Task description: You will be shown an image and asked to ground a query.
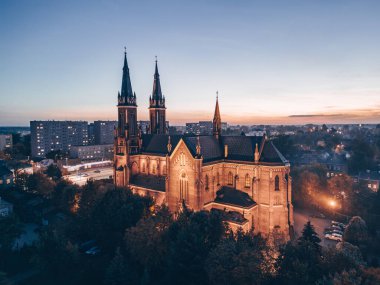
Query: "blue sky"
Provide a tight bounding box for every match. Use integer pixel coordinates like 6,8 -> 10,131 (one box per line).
1,0 -> 380,125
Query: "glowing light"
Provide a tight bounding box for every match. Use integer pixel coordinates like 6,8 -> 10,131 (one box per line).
328,200 -> 337,208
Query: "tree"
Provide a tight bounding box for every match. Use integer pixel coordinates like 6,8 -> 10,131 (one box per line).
298,221 -> 321,253
347,138 -> 376,174
26,173 -> 55,198
164,210 -> 227,285
343,216 -> 369,246
45,164 -> 62,181
291,164 -> 328,209
91,187 -> 153,251
335,242 -> 364,266
276,222 -> 323,284
124,206 -> 172,279
104,248 -> 133,285
53,180 -> 80,213
34,227 -> 81,282
0,215 -> 22,251
206,230 -> 273,285
0,272 -> 10,285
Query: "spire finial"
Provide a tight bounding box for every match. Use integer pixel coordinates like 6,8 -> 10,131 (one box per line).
155,55 -> 157,63
216,90 -> 218,100
124,46 -> 127,55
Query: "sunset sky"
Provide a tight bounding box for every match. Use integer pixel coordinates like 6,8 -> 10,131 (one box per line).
1,0 -> 380,126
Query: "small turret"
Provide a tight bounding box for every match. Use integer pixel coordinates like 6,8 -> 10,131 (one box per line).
254,143 -> 260,163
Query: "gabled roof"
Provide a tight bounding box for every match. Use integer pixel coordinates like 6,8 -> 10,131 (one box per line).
221,136 -> 263,162
259,140 -> 288,164
183,136 -> 223,162
138,134 -> 287,165
141,134 -> 182,155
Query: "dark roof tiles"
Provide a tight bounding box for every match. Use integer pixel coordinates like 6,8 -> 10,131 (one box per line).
214,186 -> 256,208
139,134 -> 287,165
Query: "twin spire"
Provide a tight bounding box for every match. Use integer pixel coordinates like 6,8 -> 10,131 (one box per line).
118,49 -> 136,106
149,57 -> 165,108
118,49 -> 222,138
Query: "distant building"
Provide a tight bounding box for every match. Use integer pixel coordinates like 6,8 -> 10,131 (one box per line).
30,121 -> 89,158
0,134 -> 12,150
0,165 -> 13,188
88,123 -> 95,145
94,120 -> 117,145
70,144 -> 113,161
185,122 -> 200,135
246,130 -> 266,137
0,197 -> 13,217
199,121 -> 213,135
137,121 -> 150,134
186,121 -> 227,135
356,171 -> 380,192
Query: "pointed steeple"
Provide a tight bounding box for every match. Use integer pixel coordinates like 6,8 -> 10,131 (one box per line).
118,48 -> 136,106
213,91 -> 222,139
148,57 -> 167,134
150,57 -> 165,108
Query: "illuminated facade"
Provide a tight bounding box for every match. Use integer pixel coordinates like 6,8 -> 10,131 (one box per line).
114,52 -> 293,240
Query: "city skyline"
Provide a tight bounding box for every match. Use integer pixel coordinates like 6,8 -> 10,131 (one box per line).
1,1 -> 380,126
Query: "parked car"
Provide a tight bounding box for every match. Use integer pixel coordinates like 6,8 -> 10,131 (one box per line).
79,240 -> 96,253
85,246 -> 101,255
325,233 -> 342,242
332,221 -> 346,229
331,224 -> 344,231
332,229 -> 344,235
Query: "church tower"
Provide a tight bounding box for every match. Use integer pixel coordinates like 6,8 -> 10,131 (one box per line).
149,58 -> 166,134
114,49 -> 138,187
213,92 -> 222,139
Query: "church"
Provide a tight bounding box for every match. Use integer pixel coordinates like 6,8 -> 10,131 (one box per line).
114,51 -> 294,240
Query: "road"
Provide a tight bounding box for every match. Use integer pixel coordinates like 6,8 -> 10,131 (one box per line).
294,208 -> 338,248
64,167 -> 113,186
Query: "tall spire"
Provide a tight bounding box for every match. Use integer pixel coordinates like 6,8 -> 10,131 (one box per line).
118,48 -> 136,106
148,57 -> 167,134
150,57 -> 164,106
213,91 -> 222,139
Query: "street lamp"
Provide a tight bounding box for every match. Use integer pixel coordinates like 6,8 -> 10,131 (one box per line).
328,199 -> 337,208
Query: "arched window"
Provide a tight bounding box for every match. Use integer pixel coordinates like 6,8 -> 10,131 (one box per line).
275,175 -> 280,191
152,164 -> 156,174
162,165 -> 166,175
228,172 -> 233,185
180,172 -> 189,202
180,153 -> 185,166
245,174 -> 250,188
205,175 -> 209,190
216,172 -> 220,185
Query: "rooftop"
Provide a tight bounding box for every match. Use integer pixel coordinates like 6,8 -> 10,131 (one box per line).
214,186 -> 256,209
130,174 -> 166,192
